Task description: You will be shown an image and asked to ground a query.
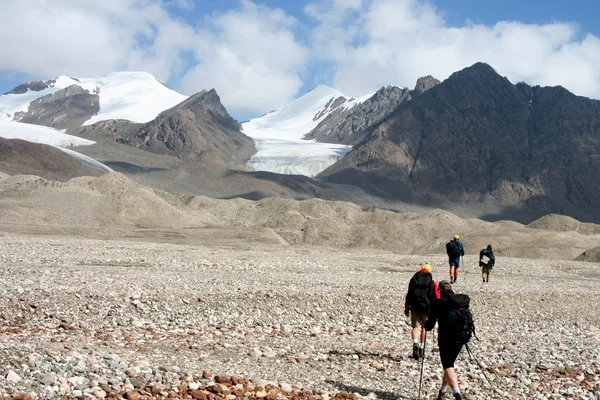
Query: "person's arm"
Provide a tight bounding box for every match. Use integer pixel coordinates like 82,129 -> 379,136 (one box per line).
490,251 -> 496,264
432,280 -> 440,300
404,279 -> 414,316
460,242 -> 465,256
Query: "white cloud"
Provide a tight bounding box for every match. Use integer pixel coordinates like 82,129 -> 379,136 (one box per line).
0,0 -> 195,83
179,1 -> 308,115
2,0 -> 599,118
0,0 -> 308,116
306,0 -> 600,100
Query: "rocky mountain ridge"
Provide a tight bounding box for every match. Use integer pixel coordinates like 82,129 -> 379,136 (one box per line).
305,76 -> 441,146
75,89 -> 255,168
319,62 -> 600,222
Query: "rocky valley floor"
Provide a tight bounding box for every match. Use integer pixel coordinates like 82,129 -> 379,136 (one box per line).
0,233 -> 599,400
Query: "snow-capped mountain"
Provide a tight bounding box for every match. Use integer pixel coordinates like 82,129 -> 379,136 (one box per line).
0,121 -> 112,172
1,76 -> 81,121
1,72 -> 187,128
76,72 -> 187,125
242,85 -> 373,177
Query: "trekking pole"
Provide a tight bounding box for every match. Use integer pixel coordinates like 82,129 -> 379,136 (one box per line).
465,343 -> 507,398
417,336 -> 427,400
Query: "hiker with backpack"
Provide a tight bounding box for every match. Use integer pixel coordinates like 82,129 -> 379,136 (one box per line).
446,235 -> 465,284
404,264 -> 440,360
425,280 -> 475,400
479,244 -> 495,283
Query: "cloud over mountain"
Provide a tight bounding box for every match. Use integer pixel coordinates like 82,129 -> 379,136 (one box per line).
1,0 -> 600,116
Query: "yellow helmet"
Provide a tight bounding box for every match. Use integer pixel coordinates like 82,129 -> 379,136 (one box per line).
453,234 -> 460,240
421,264 -> 432,273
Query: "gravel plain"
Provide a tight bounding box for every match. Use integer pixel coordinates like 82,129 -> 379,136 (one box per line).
0,233 -> 599,400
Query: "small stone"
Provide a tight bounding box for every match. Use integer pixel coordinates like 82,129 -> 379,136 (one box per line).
215,376 -> 232,385
281,383 -> 292,393
191,390 -> 208,400
129,376 -> 146,389
538,362 -> 554,371
131,320 -> 144,328
178,385 -> 189,393
42,372 -> 58,385
124,391 -> 140,400
255,390 -> 267,398
6,370 -> 22,383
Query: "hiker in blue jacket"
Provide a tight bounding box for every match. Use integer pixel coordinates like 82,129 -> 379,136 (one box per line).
446,234 -> 465,283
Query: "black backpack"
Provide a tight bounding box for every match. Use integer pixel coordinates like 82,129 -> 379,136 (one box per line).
446,293 -> 475,345
411,272 -> 433,312
446,241 -> 462,259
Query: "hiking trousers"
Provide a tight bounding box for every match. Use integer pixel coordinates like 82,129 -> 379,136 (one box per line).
439,341 -> 463,369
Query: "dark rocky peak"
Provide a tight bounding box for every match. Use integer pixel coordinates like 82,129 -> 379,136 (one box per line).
515,82 -> 533,102
413,75 -> 441,94
74,88 -> 254,167
445,62 -> 511,88
304,85 -> 413,145
13,84 -> 99,131
418,62 -> 525,112
373,85 -> 410,99
5,79 -> 56,95
161,89 -> 241,130
4,77 -> 81,95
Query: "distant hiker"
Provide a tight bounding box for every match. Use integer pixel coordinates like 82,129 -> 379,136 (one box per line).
446,235 -> 465,283
425,280 -> 475,400
479,244 -> 496,283
404,264 -> 440,360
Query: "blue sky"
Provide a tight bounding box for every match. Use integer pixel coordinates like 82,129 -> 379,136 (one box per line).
1,0 -> 600,121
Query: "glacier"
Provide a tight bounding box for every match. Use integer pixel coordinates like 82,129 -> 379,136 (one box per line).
242,85 -> 371,178
0,121 -> 112,173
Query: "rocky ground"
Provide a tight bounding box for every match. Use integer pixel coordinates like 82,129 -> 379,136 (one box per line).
0,233 -> 599,400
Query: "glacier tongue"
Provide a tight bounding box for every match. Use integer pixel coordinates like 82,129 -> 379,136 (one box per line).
246,138 -> 351,178
242,85 -> 368,177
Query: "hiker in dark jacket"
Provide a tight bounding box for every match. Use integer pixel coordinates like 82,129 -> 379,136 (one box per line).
479,244 -> 495,283
404,264 -> 440,360
425,280 -> 473,400
446,234 -> 465,284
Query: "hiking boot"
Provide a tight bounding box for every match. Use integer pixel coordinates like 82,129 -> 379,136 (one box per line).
419,346 -> 425,359
435,390 -> 445,400
412,343 -> 420,360
453,393 -> 469,400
